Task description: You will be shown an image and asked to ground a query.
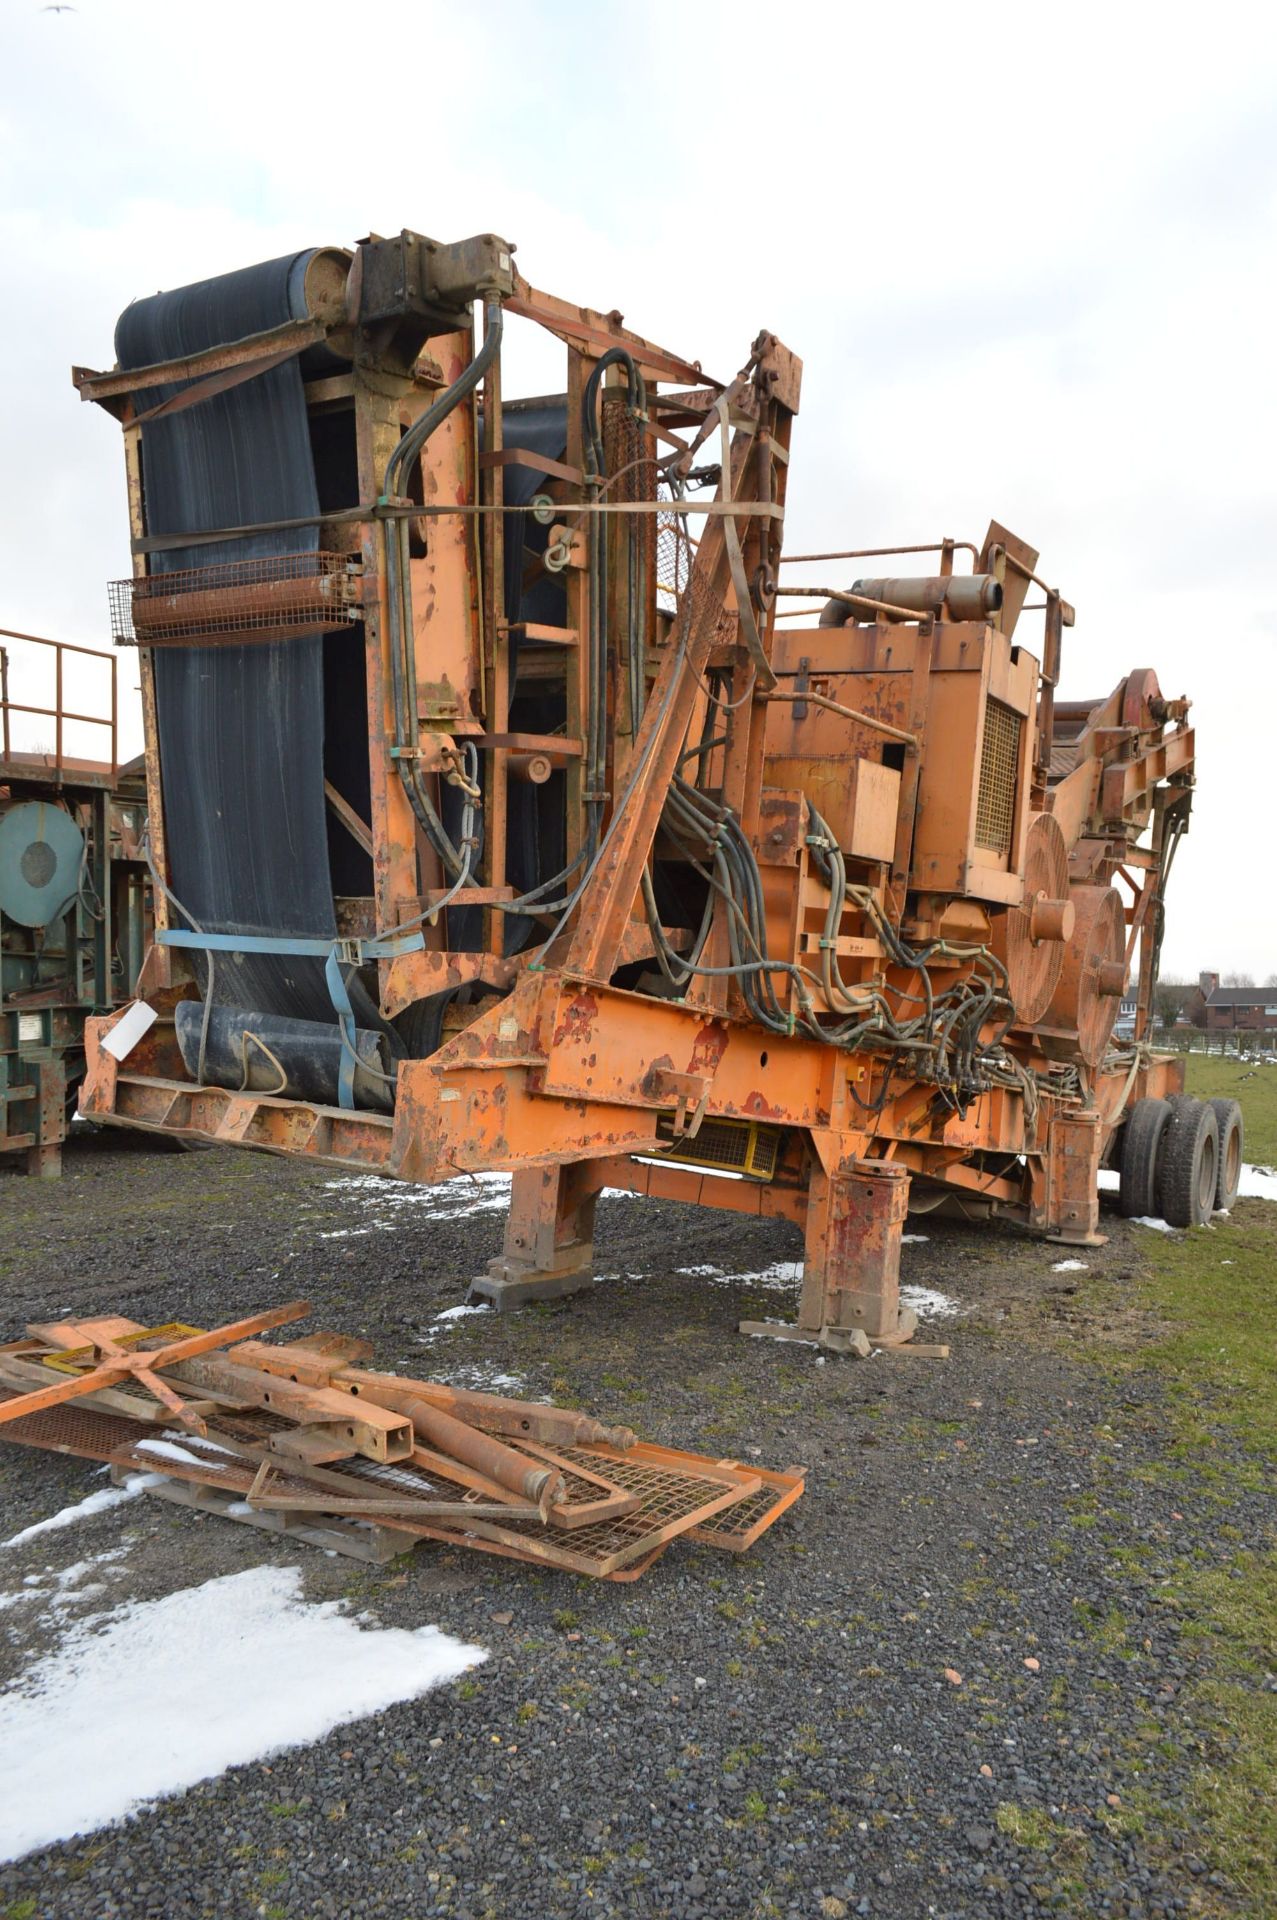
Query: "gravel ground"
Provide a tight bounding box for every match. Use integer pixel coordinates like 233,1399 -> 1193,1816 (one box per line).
0,1127 -> 1271,1920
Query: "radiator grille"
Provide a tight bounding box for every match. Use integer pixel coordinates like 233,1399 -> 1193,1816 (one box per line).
974,698 -> 1022,854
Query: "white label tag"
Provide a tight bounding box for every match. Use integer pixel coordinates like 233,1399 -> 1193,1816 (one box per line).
101,1000 -> 158,1063
17,1013 -> 43,1044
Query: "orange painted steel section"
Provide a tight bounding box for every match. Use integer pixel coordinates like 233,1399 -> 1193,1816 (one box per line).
77,234 -> 1199,1352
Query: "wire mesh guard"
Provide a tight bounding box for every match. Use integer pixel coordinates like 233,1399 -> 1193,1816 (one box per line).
657,482 -> 691,612
975,697 -> 1023,854
655,1115 -> 782,1180
109,552 -> 363,649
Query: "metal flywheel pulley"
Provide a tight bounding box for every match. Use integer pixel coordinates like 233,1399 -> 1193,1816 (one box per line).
1038,883 -> 1126,1066
0,800 -> 84,928
990,811 -> 1074,1026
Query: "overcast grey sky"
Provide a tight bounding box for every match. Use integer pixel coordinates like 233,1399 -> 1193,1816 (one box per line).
3,0 -> 1275,979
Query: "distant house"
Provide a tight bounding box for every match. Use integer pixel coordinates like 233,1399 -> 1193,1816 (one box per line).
1114,989 -> 1139,1039
1188,972 -> 1277,1032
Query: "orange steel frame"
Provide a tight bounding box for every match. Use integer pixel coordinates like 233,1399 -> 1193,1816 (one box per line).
75,230 -> 1195,1352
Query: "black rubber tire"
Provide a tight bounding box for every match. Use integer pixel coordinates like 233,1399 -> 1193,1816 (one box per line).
394,989 -> 460,1060
1118,1098 -> 1173,1218
1209,1098 -> 1244,1210
1157,1098 -> 1220,1228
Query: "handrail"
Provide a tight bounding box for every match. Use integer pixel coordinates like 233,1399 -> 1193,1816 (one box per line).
778,541 -> 980,564
0,627 -> 118,777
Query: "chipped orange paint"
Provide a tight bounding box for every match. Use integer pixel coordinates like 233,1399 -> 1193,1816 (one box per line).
552,990 -> 600,1050
78,239 -> 1198,1350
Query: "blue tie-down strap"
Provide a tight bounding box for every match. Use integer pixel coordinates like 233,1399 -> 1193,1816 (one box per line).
324,945 -> 359,1110
157,929 -> 423,1110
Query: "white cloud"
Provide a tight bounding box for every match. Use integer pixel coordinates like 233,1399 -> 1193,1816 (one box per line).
2,0 -> 1273,971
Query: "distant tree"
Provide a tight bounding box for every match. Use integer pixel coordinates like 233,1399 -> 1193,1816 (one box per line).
1266,972 -> 1277,989
1154,978 -> 1194,1030
1222,971 -> 1255,988
1154,986 -> 1182,1031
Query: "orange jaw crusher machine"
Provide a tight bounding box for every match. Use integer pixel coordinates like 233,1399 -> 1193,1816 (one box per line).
74,228 -> 1200,1352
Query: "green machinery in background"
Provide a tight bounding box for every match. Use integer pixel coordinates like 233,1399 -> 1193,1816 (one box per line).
1,628 -> 149,1176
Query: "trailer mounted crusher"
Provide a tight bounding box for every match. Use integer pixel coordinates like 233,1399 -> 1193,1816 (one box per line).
1,629 -> 148,1176
73,227 -> 1210,1351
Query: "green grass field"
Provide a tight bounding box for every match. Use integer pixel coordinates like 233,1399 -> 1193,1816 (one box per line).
1184,1055 -> 1277,1164
1128,1058 -> 1276,1910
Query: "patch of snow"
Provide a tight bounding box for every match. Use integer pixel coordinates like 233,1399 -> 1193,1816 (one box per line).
53,1550 -> 126,1595
676,1264 -> 725,1277
742,1323 -> 818,1347
1051,1259 -> 1089,1273
323,1174 -> 384,1191
413,1300 -> 498,1349
322,1170 -> 511,1221
52,1581 -> 106,1609
1132,1216 -> 1176,1233
1097,1168 -> 1120,1192
625,1161 -> 746,1184
134,1437 -> 227,1471
902,1234 -> 930,1244
434,1365 -> 528,1395
708,1260 -> 803,1293
0,1476 -> 158,1553
901,1284 -> 963,1322
0,1564 -> 486,1863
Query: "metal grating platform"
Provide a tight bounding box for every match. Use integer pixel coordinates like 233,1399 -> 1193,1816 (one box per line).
687,1464 -> 806,1551
0,1396 -> 143,1462
332,1439 -> 762,1577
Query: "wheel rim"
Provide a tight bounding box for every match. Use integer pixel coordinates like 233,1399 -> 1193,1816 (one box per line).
1198,1133 -> 1218,1218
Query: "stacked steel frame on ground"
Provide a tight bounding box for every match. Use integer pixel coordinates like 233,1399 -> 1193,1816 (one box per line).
0,1305 -> 803,1576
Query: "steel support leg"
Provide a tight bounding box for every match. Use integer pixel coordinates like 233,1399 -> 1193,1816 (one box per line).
742,1159 -> 916,1355
470,1161 -> 601,1310
25,1143 -> 62,1179
1043,1109 -> 1106,1246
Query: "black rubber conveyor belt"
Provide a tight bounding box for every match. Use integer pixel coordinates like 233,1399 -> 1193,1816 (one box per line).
117,252 -> 390,1108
